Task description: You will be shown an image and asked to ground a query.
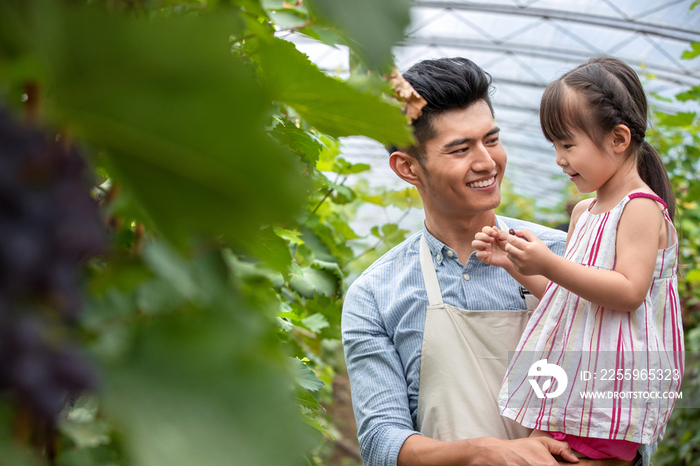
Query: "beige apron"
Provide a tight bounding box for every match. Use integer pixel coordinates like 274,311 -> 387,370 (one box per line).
416,219 -> 536,441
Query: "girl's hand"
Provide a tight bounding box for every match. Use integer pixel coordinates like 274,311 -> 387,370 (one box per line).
472,226 -> 512,269
505,229 -> 555,276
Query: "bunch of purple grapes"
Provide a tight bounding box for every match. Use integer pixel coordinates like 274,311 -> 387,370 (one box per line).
0,106 -> 104,423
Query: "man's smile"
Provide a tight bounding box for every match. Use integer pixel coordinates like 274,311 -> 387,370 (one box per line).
466,176 -> 496,189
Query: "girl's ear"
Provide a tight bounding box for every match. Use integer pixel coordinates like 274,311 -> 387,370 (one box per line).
390,151 -> 426,187
610,124 -> 632,154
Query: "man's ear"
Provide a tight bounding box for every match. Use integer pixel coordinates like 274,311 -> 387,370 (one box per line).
610,124 -> 632,154
390,151 -> 425,187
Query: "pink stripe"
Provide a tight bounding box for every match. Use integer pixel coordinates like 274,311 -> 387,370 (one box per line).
566,212 -> 594,261
622,315 -> 634,439
562,357 -> 583,434
583,215 -> 602,266
589,213 -> 609,266
561,295 -> 581,350
612,328 -> 620,438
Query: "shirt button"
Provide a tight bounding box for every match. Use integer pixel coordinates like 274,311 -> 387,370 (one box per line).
447,251 -> 454,257
463,274 -> 470,281
436,254 -> 442,261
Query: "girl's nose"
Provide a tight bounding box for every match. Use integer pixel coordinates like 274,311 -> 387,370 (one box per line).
555,151 -> 567,168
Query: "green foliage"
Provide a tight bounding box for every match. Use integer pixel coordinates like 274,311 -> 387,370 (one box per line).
305,0 -> 412,71
649,41 -> 700,466
0,0 -> 414,465
681,42 -> 700,59
256,37 -> 413,144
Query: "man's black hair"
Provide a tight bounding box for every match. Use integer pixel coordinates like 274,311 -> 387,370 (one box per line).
388,57 -> 494,167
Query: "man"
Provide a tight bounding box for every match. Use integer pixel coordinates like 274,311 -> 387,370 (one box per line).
341,58 -> 655,466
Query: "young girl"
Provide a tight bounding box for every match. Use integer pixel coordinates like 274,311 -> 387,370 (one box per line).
473,56 -> 684,462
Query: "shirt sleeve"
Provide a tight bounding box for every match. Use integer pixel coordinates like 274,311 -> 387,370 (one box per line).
637,443 -> 657,466
342,277 -> 420,466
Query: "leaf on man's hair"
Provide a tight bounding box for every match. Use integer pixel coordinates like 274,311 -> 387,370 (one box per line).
388,68 -> 428,121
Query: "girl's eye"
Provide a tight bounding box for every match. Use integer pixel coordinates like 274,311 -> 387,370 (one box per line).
563,144 -> 573,149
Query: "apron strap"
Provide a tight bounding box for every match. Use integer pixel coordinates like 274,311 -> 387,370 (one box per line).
495,216 -> 508,232
420,235 -> 444,306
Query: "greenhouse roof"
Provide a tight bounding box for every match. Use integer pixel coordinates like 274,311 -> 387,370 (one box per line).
293,0 -> 700,225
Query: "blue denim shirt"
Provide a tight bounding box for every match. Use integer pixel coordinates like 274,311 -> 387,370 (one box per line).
341,216 -> 656,466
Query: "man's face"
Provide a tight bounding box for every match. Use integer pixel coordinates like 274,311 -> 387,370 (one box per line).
418,100 -> 507,218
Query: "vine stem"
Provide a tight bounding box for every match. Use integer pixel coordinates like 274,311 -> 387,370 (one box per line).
347,209 -> 412,265
311,174 -> 347,214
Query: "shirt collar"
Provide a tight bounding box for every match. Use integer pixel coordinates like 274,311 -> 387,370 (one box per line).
421,223 -> 446,258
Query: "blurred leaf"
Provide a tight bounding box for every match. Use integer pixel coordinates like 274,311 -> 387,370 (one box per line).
256,37 -> 413,145
36,6 -> 306,248
297,25 -> 346,48
383,187 -> 423,209
142,242 -> 199,300
59,418 -> 111,450
681,42 -> 700,59
316,135 -> 341,172
305,0 -> 412,71
302,415 -> 332,438
291,358 -> 325,391
688,269 -> 700,284
301,313 -> 329,333
289,267 -> 337,298
247,226 -> 294,274
295,389 -> 321,411
104,287 -> 313,466
270,119 -> 324,167
275,227 -> 305,246
657,111 -> 696,127
677,85 -> 700,103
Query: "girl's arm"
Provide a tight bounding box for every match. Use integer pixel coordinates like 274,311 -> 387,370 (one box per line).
505,197 -> 664,312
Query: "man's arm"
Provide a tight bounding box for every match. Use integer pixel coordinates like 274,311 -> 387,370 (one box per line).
342,278 -> 420,466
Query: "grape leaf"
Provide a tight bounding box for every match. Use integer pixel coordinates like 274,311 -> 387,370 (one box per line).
291,357 -> 325,391
305,0 -> 412,71
256,37 -> 413,145
35,6 -> 307,249
301,313 -> 330,333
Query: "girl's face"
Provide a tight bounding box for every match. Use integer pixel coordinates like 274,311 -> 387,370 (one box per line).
553,129 -> 620,194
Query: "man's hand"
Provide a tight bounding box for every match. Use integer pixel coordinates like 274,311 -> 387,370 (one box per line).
504,229 -> 556,276
473,226 -> 512,269
398,434 -> 578,466
472,436 -> 578,466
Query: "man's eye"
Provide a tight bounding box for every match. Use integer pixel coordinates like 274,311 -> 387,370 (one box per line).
487,137 -> 499,144
452,148 -> 467,154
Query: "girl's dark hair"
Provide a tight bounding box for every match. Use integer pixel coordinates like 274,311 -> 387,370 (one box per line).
388,57 -> 494,167
540,56 -> 675,221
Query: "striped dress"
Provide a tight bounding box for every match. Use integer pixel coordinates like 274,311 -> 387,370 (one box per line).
498,192 -> 684,445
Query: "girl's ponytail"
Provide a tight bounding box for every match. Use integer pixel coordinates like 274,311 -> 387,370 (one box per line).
637,141 -> 676,222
